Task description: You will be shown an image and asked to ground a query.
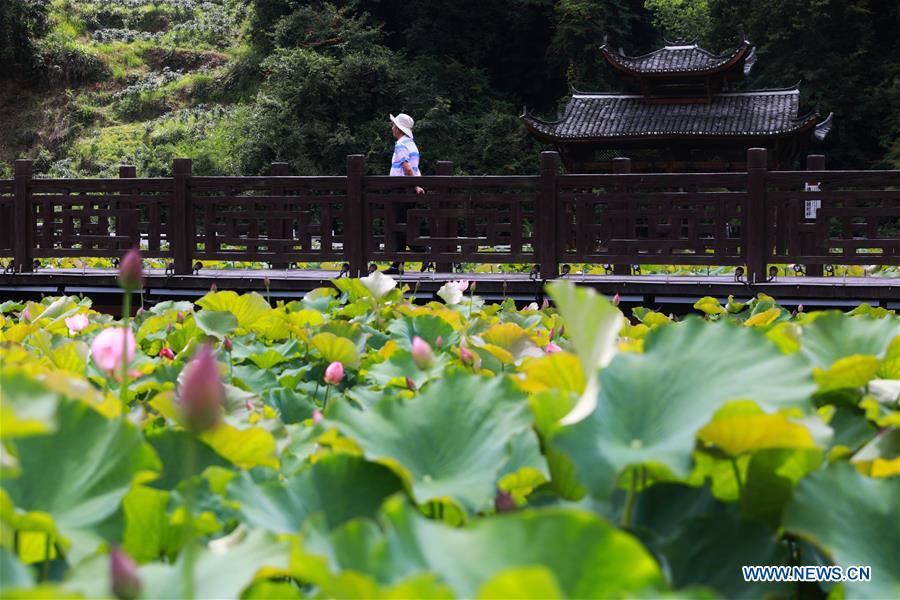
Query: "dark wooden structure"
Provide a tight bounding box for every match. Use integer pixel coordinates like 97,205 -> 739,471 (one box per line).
1,149 -> 897,308
522,41 -> 833,172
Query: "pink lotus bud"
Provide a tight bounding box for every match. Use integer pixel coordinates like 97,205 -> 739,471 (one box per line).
558,325 -> 565,338
245,399 -> 254,411
435,335 -> 444,349
210,282 -> 217,292
549,327 -> 556,341
541,298 -> 550,310
459,345 -> 475,365
797,304 -> 804,313
135,307 -> 145,318
405,376 -> 416,391
411,336 -> 433,369
159,347 -> 175,360
166,324 -> 173,334
118,249 -> 143,291
324,361 -> 344,385
312,409 -> 323,424
22,308 -> 31,322
65,313 -> 89,335
545,342 -> 562,354
223,336 -> 233,352
178,345 -> 224,431
469,282 -> 476,292
612,293 -> 620,306
91,327 -> 136,373
109,546 -> 140,600
495,490 -> 516,513
176,312 -> 185,324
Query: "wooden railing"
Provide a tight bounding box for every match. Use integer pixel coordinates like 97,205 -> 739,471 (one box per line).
1,148 -> 897,281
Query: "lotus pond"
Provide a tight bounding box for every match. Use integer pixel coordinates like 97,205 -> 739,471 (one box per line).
1,274 -> 898,599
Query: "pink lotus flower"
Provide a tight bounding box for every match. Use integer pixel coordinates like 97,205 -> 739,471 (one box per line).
118,249 -> 143,291
65,313 -> 89,335
91,328 -> 136,372
324,361 -> 344,385
545,342 -> 562,354
312,409 -> 323,424
110,546 -> 140,600
178,345 -> 224,431
459,345 -> 475,365
411,336 -> 433,369
159,347 -> 175,360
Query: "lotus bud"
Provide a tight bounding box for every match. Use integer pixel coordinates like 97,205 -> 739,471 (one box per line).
210,282 -> 217,292
159,347 -> 175,360
324,361 -> 344,385
545,342 -> 562,354
612,293 -> 620,306
109,546 -> 140,600
405,376 -> 416,391
65,313 -> 89,335
797,304 -> 804,313
178,345 -> 224,431
411,336 -> 434,369
118,249 -> 143,291
22,308 -> 31,322
312,409 -> 323,424
176,312 -> 185,324
549,327 -> 556,341
223,336 -> 233,352
435,335 -> 444,349
558,325 -> 565,338
135,307 -> 145,318
459,345 -> 475,366
541,297 -> 550,310
495,490 -> 516,513
91,327 -> 137,373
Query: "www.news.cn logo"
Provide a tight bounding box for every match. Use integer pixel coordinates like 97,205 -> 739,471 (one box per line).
742,565 -> 872,583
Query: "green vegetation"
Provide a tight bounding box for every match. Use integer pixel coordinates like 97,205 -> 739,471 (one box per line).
1,0 -> 898,175
1,281 -> 898,597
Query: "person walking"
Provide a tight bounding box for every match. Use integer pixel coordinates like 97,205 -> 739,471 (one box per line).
384,113 -> 428,274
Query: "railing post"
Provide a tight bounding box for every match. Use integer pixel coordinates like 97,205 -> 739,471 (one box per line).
345,154 -> 367,277
435,160 -> 454,273
612,157 -> 632,275
172,158 -> 193,275
14,159 -> 33,273
270,162 -> 290,269
118,165 -> 137,250
538,151 -> 560,278
804,154 -> 825,276
745,148 -> 768,283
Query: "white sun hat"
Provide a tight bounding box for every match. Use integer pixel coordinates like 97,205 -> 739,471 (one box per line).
390,113 -> 415,138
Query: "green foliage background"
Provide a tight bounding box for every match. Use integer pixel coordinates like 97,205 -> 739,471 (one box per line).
1,0 -> 898,177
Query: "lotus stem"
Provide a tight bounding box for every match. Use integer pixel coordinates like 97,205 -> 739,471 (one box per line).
120,289 -> 131,407
621,468 -> 638,529
182,436 -> 198,600
730,457 -> 744,499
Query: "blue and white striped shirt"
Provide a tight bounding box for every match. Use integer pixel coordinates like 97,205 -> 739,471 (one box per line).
389,135 -> 420,176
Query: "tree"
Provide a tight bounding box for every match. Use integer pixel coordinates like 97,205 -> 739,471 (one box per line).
0,0 -> 50,78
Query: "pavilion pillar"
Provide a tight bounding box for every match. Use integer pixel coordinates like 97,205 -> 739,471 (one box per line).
804,154 -> 825,276
13,160 -> 33,273
745,148 -> 768,283
612,157 -> 632,275
434,160 -> 454,273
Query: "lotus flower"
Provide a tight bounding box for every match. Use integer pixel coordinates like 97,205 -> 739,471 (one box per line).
360,271 -> 397,299
411,336 -> 434,369
178,345 -> 224,431
109,546 -> 140,600
523,302 -> 539,312
118,249 -> 143,291
65,313 -> 89,335
324,361 -> 344,385
545,342 -> 562,354
159,347 -> 175,360
437,280 -> 468,305
91,328 -> 136,373
459,345 -> 475,366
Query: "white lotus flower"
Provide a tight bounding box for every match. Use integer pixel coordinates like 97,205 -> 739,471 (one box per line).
437,282 -> 464,305
360,271 -> 397,299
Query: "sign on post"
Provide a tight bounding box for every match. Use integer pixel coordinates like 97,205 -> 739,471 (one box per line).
804,182 -> 821,219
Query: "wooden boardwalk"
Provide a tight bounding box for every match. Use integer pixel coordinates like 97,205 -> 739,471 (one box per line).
2,268 -> 896,311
